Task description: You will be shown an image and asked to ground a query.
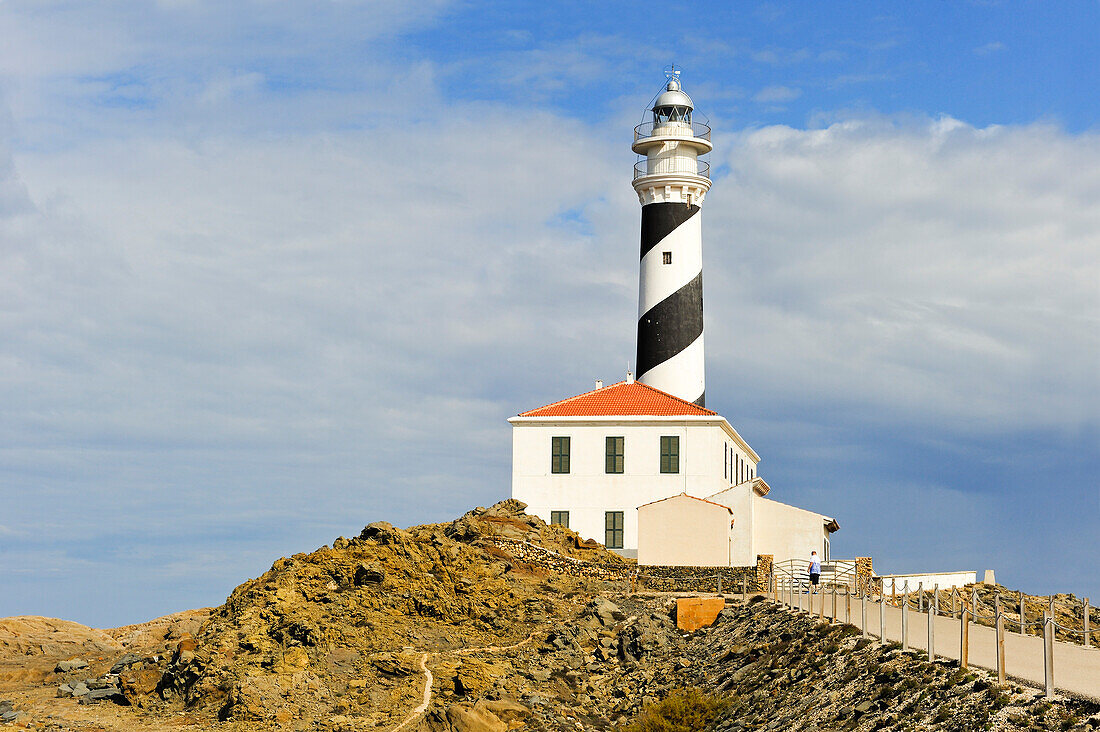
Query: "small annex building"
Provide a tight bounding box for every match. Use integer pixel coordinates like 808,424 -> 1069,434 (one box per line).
510,376 -> 839,565
637,493 -> 733,566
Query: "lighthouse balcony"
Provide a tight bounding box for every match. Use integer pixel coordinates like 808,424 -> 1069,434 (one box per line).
634,159 -> 710,181
634,119 -> 711,142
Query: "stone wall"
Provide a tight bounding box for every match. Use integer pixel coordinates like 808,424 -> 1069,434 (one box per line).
635,565 -> 755,593
486,538 -> 777,594
755,554 -> 773,592
855,557 -> 873,593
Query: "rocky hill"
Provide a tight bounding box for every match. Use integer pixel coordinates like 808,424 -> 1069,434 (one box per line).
1,500 -> 1097,731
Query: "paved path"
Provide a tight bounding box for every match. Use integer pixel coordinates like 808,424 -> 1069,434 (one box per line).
775,592 -> 1100,701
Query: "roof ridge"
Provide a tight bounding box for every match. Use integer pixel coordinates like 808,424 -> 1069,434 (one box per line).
516,380 -> 626,417
516,380 -> 717,418
629,380 -> 717,415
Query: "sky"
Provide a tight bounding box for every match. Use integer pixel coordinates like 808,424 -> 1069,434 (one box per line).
0,1 -> 1097,628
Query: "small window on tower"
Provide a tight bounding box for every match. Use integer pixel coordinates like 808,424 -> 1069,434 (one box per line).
662,251 -> 672,265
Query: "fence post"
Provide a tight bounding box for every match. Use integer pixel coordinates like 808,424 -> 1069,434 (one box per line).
742,574 -> 747,600
933,584 -> 940,617
995,592 -> 1005,685
832,585 -> 838,621
902,582 -> 910,651
879,596 -> 886,645
952,589 -> 957,619
918,582 -> 924,612
1043,612 -> 1055,698
960,605 -> 970,669
1020,592 -> 1026,635
971,586 -> 979,621
717,574 -> 722,595
1084,598 -> 1090,648
861,591 -> 868,637
927,594 -> 935,661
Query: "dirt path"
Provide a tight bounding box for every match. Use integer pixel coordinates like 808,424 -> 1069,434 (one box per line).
387,629 -> 542,731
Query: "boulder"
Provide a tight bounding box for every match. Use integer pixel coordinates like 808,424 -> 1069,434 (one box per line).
446,701 -> 507,732
353,562 -> 385,586
119,667 -> 164,704
54,659 -> 88,673
360,521 -> 400,544
109,653 -> 145,674
78,686 -> 122,704
272,647 -> 310,674
588,598 -> 626,627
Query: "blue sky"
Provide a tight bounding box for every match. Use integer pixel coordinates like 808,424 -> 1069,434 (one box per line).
0,1 -> 1097,627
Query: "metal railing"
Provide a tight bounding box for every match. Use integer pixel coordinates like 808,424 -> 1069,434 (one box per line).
634,119 -> 711,143
773,558 -> 860,591
633,159 -> 710,181
764,575 -> 1097,698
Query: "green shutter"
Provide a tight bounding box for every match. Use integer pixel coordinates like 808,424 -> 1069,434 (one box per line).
552,436 -> 570,474
605,436 -> 624,474
660,436 -> 679,474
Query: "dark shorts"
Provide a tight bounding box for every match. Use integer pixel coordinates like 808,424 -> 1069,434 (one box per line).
810,573 -> 820,585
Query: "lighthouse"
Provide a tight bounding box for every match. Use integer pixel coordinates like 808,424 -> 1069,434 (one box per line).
632,70 -> 712,406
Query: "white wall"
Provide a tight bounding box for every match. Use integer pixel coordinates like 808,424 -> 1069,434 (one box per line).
706,484 -> 755,565
879,571 -> 977,594
748,495 -> 830,565
510,417 -> 755,552
637,495 -> 731,567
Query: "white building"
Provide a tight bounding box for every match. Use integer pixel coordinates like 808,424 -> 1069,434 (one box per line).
509,377 -> 757,558
510,376 -> 838,565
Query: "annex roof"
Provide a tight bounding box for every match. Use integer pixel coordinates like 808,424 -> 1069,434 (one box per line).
638,492 -> 733,514
516,380 -> 717,418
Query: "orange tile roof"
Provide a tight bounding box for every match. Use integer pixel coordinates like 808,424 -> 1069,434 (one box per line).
517,380 -> 717,417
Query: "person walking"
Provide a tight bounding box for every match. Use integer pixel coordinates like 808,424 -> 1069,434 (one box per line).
808,551 -> 821,594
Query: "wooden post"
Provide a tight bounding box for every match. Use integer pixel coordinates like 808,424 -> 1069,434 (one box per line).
845,588 -> 851,624
742,574 -> 747,600
1084,598 -> 1090,648
717,574 -> 722,595
995,593 -> 1006,685
918,582 -> 924,612
879,596 -> 886,645
902,582 -> 910,651
1020,592 -> 1027,635
971,586 -> 979,621
933,584 -> 940,617
960,606 -> 970,669
831,585 -> 837,621
952,589 -> 957,619
818,586 -> 825,620
1043,613 -> 1055,698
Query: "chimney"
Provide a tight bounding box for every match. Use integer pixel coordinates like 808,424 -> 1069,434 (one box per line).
626,370 -> 634,384
595,379 -> 603,389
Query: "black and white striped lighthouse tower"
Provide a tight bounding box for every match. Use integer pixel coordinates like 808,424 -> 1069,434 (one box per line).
632,70 -> 712,406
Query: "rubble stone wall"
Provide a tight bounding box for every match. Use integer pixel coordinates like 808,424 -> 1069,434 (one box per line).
486,538 -> 772,594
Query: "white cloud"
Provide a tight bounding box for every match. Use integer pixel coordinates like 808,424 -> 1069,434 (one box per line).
753,85 -> 802,103
974,42 -> 1007,56
705,115 -> 1100,432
